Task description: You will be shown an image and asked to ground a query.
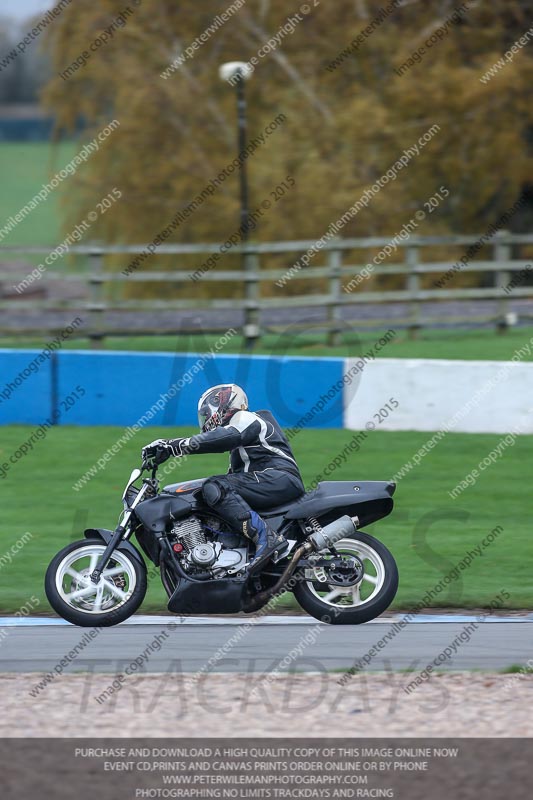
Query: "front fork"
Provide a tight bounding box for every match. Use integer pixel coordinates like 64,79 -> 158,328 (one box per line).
89,509 -> 173,585
89,515 -> 132,584
90,471 -> 159,583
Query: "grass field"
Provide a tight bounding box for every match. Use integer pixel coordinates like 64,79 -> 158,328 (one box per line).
2,326 -> 533,362
0,142 -> 75,246
0,425 -> 531,614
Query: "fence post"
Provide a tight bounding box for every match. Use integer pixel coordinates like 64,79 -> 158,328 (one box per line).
493,230 -> 511,333
327,244 -> 342,347
406,244 -> 421,339
88,249 -> 105,349
243,247 -> 260,349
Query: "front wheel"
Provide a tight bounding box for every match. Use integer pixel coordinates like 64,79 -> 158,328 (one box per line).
45,539 -> 147,626
293,531 -> 398,625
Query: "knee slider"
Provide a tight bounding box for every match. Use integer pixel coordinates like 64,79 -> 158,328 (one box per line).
202,478 -> 225,507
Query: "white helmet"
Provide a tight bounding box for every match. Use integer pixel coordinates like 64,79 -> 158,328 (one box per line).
197,384 -> 248,432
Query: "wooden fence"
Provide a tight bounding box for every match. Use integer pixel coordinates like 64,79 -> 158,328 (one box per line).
1,231 -> 532,346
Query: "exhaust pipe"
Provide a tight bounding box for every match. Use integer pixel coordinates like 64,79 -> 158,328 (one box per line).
242,515 -> 359,613
307,515 -> 359,553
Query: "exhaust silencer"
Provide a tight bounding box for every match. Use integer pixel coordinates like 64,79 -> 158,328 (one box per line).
308,515 -> 359,552
241,515 -> 360,614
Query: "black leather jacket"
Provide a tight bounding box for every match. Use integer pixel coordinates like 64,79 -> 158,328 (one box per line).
172,409 -> 302,479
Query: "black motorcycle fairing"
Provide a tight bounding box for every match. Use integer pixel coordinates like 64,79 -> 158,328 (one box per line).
283,481 -> 395,527
167,574 -> 248,615
83,528 -> 146,568
259,515 -> 303,544
162,478 -> 207,494
134,494 -> 197,533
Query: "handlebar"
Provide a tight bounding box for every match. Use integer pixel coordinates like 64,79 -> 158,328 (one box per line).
141,459 -> 159,479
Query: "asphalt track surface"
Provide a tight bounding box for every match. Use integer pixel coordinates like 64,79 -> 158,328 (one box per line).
1,615 -> 532,673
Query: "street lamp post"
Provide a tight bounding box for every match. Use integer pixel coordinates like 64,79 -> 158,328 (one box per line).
219,61 -> 253,240
219,61 -> 258,349
235,71 -> 250,242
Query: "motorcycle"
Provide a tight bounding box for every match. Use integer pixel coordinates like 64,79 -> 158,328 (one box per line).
45,459 -> 399,626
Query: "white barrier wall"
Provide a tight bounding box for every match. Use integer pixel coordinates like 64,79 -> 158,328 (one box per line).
343,358 -> 533,434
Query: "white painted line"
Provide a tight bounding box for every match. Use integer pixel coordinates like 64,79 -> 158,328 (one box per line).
1,614 -> 531,627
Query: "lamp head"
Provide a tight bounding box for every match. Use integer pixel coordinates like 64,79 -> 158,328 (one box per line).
219,61 -> 253,83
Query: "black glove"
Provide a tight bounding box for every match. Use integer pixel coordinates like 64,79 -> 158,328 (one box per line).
141,439 -> 173,465
169,437 -> 186,456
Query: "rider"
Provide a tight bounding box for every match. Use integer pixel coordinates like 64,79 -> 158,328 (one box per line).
141,384 -> 305,569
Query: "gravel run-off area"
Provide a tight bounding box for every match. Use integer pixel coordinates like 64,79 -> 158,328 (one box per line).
3,672 -> 532,737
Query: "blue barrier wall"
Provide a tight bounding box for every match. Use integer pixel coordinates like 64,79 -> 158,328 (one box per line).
0,350 -> 53,424
0,350 -> 344,430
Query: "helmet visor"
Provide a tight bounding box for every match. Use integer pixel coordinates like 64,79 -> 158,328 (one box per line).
197,386 -> 234,431
198,400 -> 216,431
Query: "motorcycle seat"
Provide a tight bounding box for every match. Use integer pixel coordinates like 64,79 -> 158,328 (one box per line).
262,493 -> 311,518
261,480 -> 395,521
262,502 -> 295,517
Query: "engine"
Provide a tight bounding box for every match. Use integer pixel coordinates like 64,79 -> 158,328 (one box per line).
169,516 -> 248,577
170,516 -> 206,550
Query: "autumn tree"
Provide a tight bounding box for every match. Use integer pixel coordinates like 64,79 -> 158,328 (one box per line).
42,0 -> 533,288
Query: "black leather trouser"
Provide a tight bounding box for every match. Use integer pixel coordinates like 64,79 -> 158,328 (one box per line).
201,469 -> 304,542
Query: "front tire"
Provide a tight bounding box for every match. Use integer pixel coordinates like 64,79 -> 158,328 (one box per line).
293,531 -> 398,625
45,539 -> 147,627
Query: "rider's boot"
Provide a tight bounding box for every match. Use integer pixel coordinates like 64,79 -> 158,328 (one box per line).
245,511 -> 289,571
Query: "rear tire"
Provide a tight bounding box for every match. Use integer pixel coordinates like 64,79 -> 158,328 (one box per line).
45,539 -> 147,627
293,531 -> 398,625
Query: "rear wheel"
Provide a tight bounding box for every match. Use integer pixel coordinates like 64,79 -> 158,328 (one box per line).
45,539 -> 147,626
293,531 -> 398,624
